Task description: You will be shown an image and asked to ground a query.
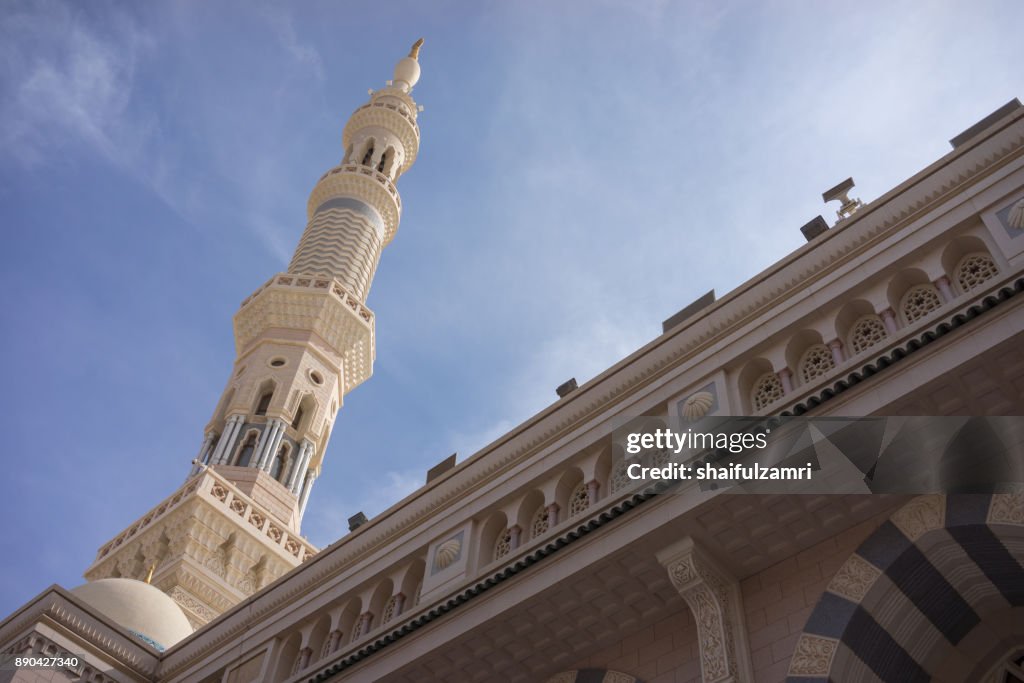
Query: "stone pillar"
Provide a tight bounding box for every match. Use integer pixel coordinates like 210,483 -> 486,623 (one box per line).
251,420 -> 275,468
210,415 -> 244,465
324,629 -> 342,657
298,470 -> 317,522
546,502 -> 560,527
656,537 -> 753,683
935,275 -> 955,303
198,433 -> 215,464
297,646 -> 313,671
286,440 -> 312,492
880,307 -> 899,335
262,420 -> 287,473
508,525 -> 522,550
827,338 -> 845,366
255,419 -> 284,470
586,479 -> 600,505
356,611 -> 373,638
392,592 -> 406,618
777,368 -> 793,394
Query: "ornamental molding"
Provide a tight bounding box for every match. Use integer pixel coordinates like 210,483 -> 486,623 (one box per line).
788,634 -> 839,677
825,553 -> 881,603
890,494 -> 946,542
988,490 -> 1024,525
656,537 -> 752,683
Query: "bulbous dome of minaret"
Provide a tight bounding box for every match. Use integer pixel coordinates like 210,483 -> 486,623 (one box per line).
393,38 -> 423,89
70,578 -> 194,651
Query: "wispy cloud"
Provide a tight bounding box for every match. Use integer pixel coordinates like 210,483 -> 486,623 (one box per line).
1,3 -> 154,167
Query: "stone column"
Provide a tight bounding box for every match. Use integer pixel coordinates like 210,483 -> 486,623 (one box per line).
356,611 -> 373,638
198,432 -> 215,464
827,339 -> 845,366
325,629 -> 342,657
297,646 -> 313,672
210,415 -> 243,465
586,479 -> 600,505
392,592 -> 406,618
298,470 -> 317,521
656,537 -> 753,683
286,440 -> 312,492
777,368 -> 794,394
934,275 -> 955,303
546,502 -> 560,527
879,307 -> 899,335
262,419 -> 287,473
255,419 -> 285,470
508,525 -> 522,550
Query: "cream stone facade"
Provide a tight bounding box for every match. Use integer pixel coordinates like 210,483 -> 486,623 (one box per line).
2,46 -> 1023,683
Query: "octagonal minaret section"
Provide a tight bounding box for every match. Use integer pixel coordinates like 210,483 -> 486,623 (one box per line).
192,42 -> 426,533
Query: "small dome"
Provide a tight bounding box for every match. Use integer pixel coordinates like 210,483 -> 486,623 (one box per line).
70,579 -> 194,651
393,56 -> 421,89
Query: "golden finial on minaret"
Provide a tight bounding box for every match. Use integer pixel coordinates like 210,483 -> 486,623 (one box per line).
144,564 -> 156,584
409,38 -> 424,61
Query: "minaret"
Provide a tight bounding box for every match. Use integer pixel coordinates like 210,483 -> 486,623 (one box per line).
83,43 -> 425,628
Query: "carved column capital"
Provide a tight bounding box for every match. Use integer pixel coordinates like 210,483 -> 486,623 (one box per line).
656,537 -> 752,683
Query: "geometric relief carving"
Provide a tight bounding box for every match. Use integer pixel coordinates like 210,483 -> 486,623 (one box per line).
988,490 -> 1024,526
891,494 -> 945,542
204,547 -> 227,578
826,553 -> 881,603
787,634 -> 838,677
657,538 -> 751,683
168,586 -> 217,623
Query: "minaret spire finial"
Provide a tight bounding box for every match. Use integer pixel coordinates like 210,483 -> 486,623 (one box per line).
409,38 -> 424,61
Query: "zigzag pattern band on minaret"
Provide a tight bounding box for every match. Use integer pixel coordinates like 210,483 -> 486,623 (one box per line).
289,205 -> 384,301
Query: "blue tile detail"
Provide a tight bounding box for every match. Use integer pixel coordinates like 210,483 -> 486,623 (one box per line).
885,544 -> 979,644
945,494 -> 992,527
856,522 -> 911,571
949,525 -> 1024,606
804,591 -> 859,638
844,606 -> 930,683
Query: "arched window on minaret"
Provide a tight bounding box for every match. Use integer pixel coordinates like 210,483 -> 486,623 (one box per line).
255,390 -> 273,416
234,430 -> 259,468
291,405 -> 305,431
270,442 -> 290,482
360,139 -> 375,167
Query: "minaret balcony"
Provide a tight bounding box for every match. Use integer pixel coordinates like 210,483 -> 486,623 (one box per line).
234,274 -> 376,393
342,99 -> 421,172
307,164 -> 402,245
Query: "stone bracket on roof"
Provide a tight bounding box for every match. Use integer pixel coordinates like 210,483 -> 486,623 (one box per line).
656,537 -> 754,683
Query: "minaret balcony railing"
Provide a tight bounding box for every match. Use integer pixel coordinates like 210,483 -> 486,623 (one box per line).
352,100 -> 420,137
90,469 -> 317,569
316,164 -> 402,211
239,275 -> 373,325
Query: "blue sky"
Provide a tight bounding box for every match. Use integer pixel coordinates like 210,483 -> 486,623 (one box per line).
1,0 -> 1021,617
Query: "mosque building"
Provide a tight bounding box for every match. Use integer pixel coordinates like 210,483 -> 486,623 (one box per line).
1,43 -> 1023,683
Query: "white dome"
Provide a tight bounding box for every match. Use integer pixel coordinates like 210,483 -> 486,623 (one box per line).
70,579 -> 194,651
393,56 -> 421,88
